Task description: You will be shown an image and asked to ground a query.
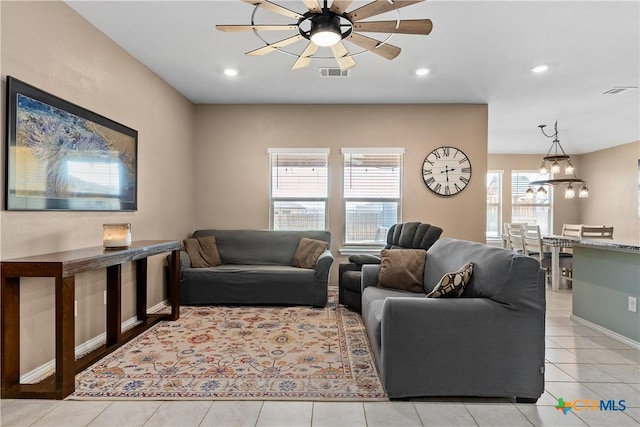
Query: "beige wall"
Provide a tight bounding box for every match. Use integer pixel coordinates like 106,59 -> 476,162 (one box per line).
193,104 -> 489,282
578,141 -> 640,243
1,1 -> 196,373
488,154 -> 581,235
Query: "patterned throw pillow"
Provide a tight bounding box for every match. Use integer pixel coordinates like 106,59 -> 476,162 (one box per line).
426,262 -> 474,298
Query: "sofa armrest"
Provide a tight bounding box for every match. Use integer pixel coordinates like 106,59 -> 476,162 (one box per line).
361,264 -> 381,290
179,250 -> 191,270
348,254 -> 382,267
314,249 -> 334,281
378,297 -> 545,398
166,250 -> 191,281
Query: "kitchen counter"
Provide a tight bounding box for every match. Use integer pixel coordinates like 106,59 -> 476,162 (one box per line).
571,240 -> 640,346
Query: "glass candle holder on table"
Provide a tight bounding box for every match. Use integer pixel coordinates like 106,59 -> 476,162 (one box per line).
103,223 -> 132,249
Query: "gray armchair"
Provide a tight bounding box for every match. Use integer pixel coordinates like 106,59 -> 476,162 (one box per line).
338,222 -> 443,311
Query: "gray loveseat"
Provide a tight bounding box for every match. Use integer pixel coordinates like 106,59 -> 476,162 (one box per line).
177,229 -> 333,307
361,238 -> 545,401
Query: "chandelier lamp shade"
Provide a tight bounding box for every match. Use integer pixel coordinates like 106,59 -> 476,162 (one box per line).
527,121 -> 589,199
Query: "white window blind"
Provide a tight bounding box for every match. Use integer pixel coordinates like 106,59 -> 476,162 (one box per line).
269,149 -> 329,230
342,148 -> 403,245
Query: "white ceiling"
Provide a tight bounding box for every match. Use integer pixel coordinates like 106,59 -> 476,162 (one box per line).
65,0 -> 640,154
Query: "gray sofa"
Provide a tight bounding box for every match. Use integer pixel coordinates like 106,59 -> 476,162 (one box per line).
177,229 -> 333,307
361,238 -> 545,401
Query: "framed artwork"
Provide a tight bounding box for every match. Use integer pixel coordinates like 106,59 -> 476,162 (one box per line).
5,76 -> 138,211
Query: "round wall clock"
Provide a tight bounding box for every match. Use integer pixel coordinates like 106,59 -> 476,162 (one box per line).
422,146 -> 472,196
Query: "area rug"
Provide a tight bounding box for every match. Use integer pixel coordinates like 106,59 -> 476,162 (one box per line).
70,291 -> 387,400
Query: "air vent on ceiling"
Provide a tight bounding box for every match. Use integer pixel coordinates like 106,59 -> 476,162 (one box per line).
319,68 -> 350,78
602,86 -> 637,95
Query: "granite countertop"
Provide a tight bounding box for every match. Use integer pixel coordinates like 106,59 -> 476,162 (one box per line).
573,239 -> 640,253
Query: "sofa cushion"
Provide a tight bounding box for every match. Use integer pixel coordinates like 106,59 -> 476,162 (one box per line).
377,249 -> 426,293
292,238 -> 329,268
426,262 -> 473,298
183,236 -> 221,267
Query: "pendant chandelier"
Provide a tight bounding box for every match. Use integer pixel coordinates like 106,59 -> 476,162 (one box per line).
528,121 -> 589,199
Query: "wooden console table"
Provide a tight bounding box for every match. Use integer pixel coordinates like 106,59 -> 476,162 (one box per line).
1,240 -> 181,399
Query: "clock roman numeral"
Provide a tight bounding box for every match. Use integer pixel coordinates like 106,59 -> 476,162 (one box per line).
442,146 -> 450,157
425,177 -> 435,186
460,176 -> 469,184
444,185 -> 450,196
454,183 -> 462,192
461,167 -> 471,173
434,183 -> 441,193
423,168 -> 432,175
459,158 -> 469,165
433,150 -> 441,159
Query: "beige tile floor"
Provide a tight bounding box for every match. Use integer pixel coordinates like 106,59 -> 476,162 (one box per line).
1,289 -> 639,427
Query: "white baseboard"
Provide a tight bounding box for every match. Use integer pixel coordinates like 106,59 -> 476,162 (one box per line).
570,314 -> 640,350
20,300 -> 169,384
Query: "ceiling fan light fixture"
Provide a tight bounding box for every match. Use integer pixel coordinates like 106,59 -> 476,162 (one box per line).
310,15 -> 342,47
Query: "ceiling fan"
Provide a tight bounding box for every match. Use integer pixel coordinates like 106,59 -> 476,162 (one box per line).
216,0 -> 433,71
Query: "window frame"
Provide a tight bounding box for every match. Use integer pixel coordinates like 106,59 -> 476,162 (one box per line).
511,170 -> 554,235
268,148 -> 330,231
341,147 -> 404,248
486,170 -> 503,240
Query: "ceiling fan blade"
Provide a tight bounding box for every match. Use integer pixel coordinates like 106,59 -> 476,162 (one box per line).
216,24 -> 299,32
291,42 -> 320,70
242,0 -> 304,19
246,34 -> 304,56
302,0 -> 322,13
354,19 -> 433,35
347,0 -> 425,22
330,41 -> 356,71
330,0 -> 354,15
347,33 -> 401,60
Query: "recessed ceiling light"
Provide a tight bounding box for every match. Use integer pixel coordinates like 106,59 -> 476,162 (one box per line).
531,64 -> 549,73
415,68 -> 430,77
223,68 -> 238,77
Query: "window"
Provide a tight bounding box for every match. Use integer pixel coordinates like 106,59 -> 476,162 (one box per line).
486,171 -> 502,239
511,171 -> 553,235
342,148 -> 403,245
269,148 -> 329,230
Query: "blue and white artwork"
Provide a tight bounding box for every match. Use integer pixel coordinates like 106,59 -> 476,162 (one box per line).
6,77 -> 137,211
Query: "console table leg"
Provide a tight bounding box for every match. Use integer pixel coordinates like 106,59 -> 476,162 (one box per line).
169,250 -> 180,321
1,276 -> 21,396
106,265 -> 122,346
55,275 -> 76,399
136,258 -> 147,321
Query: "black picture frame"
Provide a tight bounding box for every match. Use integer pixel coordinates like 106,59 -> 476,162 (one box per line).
5,76 -> 138,211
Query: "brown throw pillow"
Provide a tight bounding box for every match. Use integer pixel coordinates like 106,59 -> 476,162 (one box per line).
183,236 -> 221,268
377,249 -> 427,293
292,238 -> 329,269
426,262 -> 474,298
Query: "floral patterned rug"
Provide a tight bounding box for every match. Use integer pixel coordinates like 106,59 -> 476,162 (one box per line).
71,291 -> 386,400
